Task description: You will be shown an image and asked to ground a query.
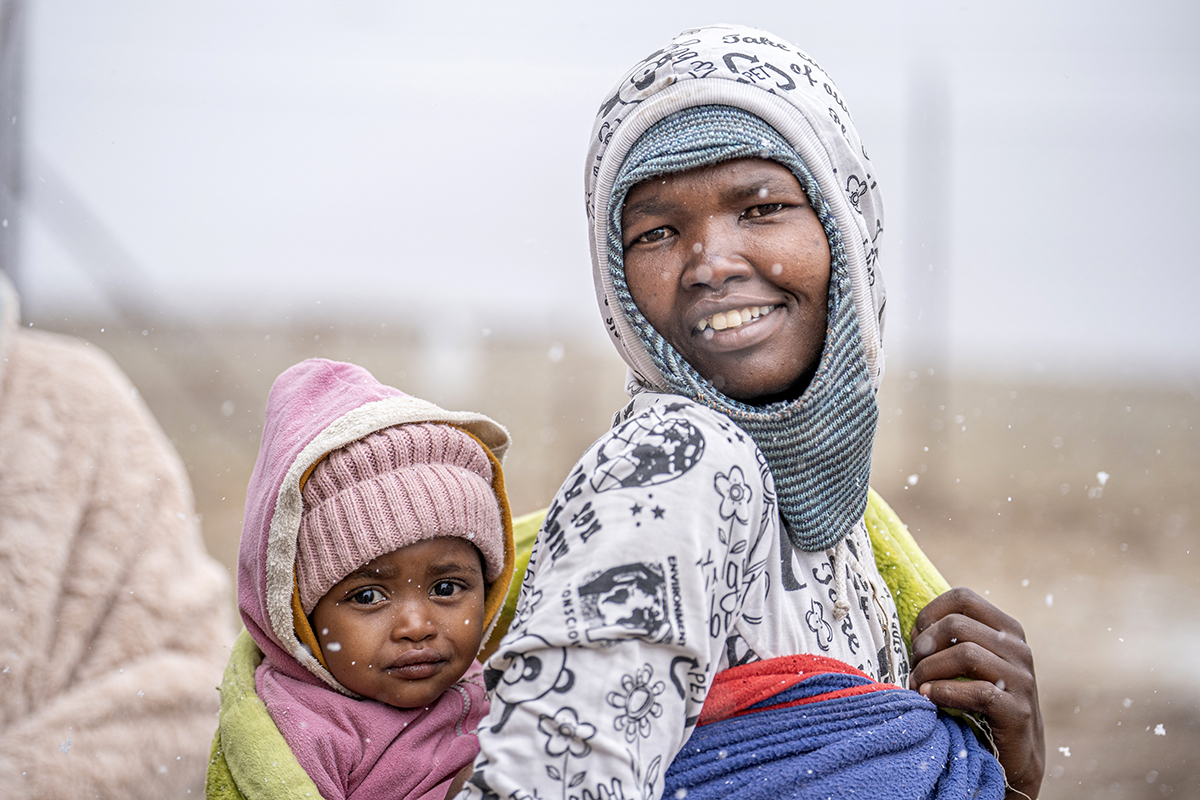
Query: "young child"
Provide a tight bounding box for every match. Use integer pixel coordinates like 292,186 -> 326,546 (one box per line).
466,24 -> 1043,800
217,358 -> 515,800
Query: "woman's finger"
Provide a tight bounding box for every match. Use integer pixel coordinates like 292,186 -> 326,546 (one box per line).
913,586 -> 1026,644
911,612 -> 1034,675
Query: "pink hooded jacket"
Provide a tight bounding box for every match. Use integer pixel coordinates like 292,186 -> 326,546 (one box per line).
237,359 -> 515,800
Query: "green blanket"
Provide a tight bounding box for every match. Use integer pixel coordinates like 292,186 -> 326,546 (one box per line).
206,491 -> 948,799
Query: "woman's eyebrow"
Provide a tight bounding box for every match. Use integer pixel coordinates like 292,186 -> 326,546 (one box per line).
622,195 -> 680,221
723,177 -> 796,203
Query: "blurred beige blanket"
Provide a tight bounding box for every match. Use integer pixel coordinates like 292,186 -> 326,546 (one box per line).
0,275 -> 236,799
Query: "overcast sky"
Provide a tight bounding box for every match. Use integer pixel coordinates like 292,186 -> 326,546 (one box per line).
14,0 -> 1200,380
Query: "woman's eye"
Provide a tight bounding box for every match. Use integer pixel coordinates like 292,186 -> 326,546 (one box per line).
349,588 -> 384,605
431,580 -> 463,598
632,226 -> 673,246
744,203 -> 785,219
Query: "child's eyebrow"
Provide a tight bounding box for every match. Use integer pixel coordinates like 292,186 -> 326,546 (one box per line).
426,561 -> 482,577
343,563 -> 398,583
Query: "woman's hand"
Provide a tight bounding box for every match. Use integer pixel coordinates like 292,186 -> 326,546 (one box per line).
909,587 -> 1045,800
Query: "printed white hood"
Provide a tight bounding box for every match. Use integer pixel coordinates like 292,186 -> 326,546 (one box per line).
585,23 -> 888,393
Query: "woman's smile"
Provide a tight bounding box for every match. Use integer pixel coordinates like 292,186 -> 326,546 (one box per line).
692,302 -> 784,351
694,303 -> 777,333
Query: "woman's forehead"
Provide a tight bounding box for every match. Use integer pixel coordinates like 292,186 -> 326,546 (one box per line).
624,159 -> 803,212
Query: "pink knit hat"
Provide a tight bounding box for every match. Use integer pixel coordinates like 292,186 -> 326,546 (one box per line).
295,423 -> 504,614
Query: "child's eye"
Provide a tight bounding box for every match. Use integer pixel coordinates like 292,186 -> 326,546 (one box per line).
348,587 -> 385,606
430,580 -> 463,598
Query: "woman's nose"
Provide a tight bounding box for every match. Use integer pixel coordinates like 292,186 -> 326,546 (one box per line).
682,228 -> 751,290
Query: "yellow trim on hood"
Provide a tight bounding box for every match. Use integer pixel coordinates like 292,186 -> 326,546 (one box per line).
456,426 -> 516,654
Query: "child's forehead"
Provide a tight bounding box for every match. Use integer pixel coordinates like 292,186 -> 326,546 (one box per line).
349,537 -> 483,578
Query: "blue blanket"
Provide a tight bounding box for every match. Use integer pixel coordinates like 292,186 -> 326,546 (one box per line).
663,656 -> 1005,800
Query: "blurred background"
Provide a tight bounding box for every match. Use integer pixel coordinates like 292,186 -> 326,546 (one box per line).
1,1 -> 1197,797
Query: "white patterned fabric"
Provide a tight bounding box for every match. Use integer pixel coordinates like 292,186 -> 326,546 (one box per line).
464,395 -> 907,800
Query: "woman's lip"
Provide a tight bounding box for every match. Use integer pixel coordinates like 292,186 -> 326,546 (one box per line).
689,305 -> 785,353
689,300 -> 780,332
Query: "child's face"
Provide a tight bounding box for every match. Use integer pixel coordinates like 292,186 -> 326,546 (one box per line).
310,537 -> 486,709
622,158 -> 831,403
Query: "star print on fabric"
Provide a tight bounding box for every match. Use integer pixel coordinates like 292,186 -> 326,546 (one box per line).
652,507 -> 665,519
630,503 -> 643,516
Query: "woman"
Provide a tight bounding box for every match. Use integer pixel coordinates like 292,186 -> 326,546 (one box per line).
465,23 -> 1043,800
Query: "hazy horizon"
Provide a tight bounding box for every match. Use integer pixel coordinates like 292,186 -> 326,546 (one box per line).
10,0 -> 1200,381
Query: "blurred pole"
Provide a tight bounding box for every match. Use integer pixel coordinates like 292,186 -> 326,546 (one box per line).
28,152 -> 261,431
29,153 -> 158,319
904,63 -> 953,485
0,0 -> 24,291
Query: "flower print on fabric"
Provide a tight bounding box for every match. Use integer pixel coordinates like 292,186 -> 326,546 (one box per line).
513,585 -> 544,632
539,707 -> 597,798
539,707 -> 596,758
607,665 -> 666,743
704,463 -> 771,644
591,403 -> 704,492
805,598 -> 835,652
714,466 -> 753,523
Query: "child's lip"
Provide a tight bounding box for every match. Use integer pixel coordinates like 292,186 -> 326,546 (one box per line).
385,649 -> 447,678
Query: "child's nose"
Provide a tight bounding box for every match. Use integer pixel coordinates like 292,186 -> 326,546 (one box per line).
389,604 -> 437,642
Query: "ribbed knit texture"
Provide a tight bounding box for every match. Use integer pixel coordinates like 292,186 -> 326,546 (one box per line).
608,106 -> 877,552
662,655 -> 1005,800
296,423 -> 504,614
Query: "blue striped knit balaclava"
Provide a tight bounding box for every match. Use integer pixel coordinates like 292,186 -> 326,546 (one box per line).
606,104 -> 877,552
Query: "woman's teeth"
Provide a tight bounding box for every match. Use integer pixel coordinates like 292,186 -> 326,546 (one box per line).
696,306 -> 774,332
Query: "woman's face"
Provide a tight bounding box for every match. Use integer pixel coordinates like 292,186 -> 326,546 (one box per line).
621,158 -> 831,403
